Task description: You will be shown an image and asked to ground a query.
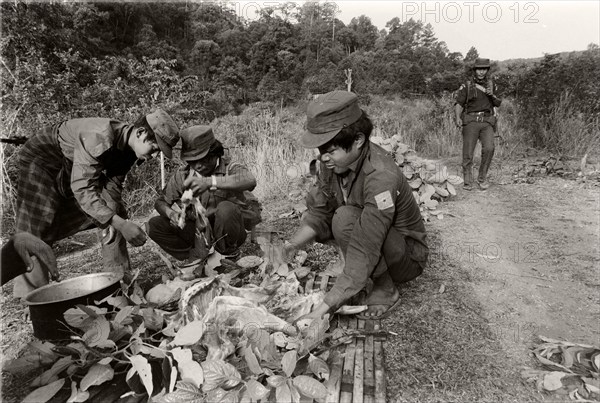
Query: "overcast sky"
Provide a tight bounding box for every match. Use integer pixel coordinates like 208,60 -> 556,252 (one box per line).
335,1 -> 600,60
235,1 -> 600,61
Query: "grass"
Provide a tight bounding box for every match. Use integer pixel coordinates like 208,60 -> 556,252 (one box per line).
383,228 -> 543,402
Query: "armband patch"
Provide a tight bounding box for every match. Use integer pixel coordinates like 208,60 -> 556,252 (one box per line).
374,191 -> 394,210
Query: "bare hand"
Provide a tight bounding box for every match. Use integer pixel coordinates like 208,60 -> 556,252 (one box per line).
168,210 -> 180,227
117,220 -> 147,246
13,232 -> 59,281
295,301 -> 331,324
455,118 -> 463,128
183,177 -> 210,196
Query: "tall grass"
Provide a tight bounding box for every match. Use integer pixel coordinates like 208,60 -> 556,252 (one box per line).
212,103 -> 315,202
539,91 -> 600,158
0,93 -> 588,233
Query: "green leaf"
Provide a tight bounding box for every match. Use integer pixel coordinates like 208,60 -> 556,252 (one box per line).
31,356 -> 73,387
82,316 -> 110,348
282,350 -> 297,377
141,307 -> 164,332
63,307 -> 94,329
267,375 -> 286,388
244,347 -> 263,375
98,357 -> 112,365
67,380 -> 90,403
29,340 -> 57,358
542,371 -> 568,391
80,363 -> 114,391
3,353 -> 55,373
104,296 -> 129,308
287,380 -> 301,403
129,355 -> 154,396
246,379 -> 270,400
171,347 -> 193,363
178,360 -> 204,389
292,375 -> 328,399
299,314 -> 330,355
113,305 -> 135,325
140,344 -> 167,359
276,383 -> 292,403
308,354 -> 330,381
162,381 -> 203,403
172,320 -> 204,346
201,359 -> 241,391
22,378 -> 65,403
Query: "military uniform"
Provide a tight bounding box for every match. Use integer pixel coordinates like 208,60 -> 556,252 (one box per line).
148,126 -> 261,259
13,111 -> 178,295
455,58 -> 502,188
147,157 -> 261,258
304,141 -> 428,309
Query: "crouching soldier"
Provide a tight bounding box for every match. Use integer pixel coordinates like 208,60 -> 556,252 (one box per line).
148,125 -> 262,261
13,109 -> 179,297
284,90 -> 429,321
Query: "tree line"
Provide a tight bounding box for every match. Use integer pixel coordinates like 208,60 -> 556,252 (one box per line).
1,1 -> 598,142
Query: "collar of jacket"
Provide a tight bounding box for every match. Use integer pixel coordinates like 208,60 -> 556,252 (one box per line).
116,124 -> 134,152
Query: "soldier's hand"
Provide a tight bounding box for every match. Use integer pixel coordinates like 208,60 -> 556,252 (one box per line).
168,210 -> 181,227
455,118 -> 463,128
183,176 -> 211,196
13,232 -> 59,281
117,220 -> 147,246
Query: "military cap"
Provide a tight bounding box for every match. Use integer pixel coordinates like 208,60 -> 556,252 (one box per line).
146,109 -> 179,159
473,58 -> 491,69
300,90 -> 363,148
180,125 -> 216,161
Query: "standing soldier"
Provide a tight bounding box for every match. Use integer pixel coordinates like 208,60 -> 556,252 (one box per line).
454,58 -> 502,190
12,110 -> 179,297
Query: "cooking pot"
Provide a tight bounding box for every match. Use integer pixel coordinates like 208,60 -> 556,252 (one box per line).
23,272 -> 123,340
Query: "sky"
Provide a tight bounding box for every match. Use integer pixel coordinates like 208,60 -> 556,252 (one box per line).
234,1 -> 600,61
334,1 -> 600,60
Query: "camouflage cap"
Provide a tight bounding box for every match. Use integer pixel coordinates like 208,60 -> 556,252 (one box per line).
146,109 -> 179,159
300,90 -> 362,149
180,125 -> 216,162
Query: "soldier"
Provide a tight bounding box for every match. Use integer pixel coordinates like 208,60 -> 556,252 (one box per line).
13,109 -> 179,297
454,57 -> 502,190
284,90 -> 428,321
148,125 -> 261,261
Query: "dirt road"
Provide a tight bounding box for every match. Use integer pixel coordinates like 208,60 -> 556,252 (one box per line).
434,175 -> 599,350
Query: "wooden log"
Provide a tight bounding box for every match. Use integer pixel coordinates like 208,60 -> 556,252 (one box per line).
373,320 -> 386,402
352,319 -> 365,403
325,330 -> 345,403
340,317 -> 358,403
320,274 -> 330,291
363,320 -> 376,403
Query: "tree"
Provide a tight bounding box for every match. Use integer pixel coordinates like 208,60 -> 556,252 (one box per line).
464,46 -> 479,62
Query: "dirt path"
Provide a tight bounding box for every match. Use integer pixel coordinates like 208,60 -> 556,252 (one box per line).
431,175 -> 600,363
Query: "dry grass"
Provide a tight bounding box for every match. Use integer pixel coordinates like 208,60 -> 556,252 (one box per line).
383,228 -> 543,402
539,92 -> 600,159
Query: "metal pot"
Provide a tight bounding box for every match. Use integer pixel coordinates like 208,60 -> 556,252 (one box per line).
24,272 -> 123,340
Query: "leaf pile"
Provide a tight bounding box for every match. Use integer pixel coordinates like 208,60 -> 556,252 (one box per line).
371,134 -> 462,221
521,336 -> 600,401
4,244 -> 335,403
512,154 -> 600,185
